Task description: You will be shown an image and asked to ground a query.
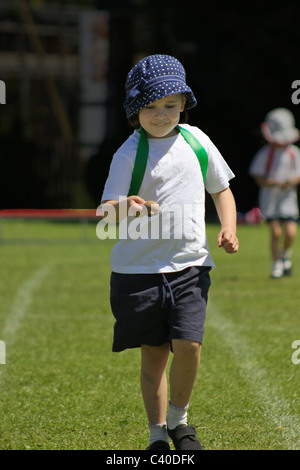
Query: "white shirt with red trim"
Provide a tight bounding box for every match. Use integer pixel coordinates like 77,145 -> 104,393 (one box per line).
249,144 -> 300,220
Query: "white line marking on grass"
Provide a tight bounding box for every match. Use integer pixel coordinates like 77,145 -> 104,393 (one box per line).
207,301 -> 300,450
0,264 -> 52,376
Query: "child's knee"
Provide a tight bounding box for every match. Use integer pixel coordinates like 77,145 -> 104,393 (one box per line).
172,339 -> 201,360
284,222 -> 297,241
141,343 -> 170,370
270,224 -> 282,240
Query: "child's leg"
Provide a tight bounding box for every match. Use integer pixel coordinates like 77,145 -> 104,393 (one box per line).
281,220 -> 297,274
269,219 -> 285,277
167,339 -> 200,431
141,340 -> 201,422
269,219 -> 282,260
140,343 -> 170,425
169,339 -> 201,409
282,220 -> 297,252
167,339 -> 203,450
141,339 -> 201,449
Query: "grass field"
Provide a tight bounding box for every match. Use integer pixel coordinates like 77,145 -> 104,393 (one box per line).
0,219 -> 299,450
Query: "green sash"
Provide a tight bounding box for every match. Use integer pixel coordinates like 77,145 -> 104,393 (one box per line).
127,125 -> 208,197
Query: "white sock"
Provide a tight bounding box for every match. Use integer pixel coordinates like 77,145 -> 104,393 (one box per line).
167,401 -> 189,430
149,422 -> 169,445
282,249 -> 292,260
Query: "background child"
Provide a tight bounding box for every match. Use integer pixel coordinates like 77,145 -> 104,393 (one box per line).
249,108 -> 300,278
101,54 -> 239,450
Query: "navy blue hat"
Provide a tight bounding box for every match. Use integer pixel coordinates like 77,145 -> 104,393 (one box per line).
124,54 -> 197,118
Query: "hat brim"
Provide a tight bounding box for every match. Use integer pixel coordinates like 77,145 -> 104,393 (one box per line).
261,122 -> 300,145
124,80 -> 197,118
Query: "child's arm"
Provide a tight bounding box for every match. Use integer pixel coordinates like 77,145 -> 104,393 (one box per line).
100,196 -> 145,223
252,175 -> 277,187
252,175 -> 300,188
210,187 -> 239,254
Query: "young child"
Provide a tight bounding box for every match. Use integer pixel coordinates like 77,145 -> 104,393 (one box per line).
100,54 -> 239,450
249,108 -> 300,278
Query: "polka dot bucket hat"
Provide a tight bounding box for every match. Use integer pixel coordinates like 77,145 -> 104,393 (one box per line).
123,54 -> 197,118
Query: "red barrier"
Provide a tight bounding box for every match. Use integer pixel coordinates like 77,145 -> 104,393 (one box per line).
0,209 -> 98,219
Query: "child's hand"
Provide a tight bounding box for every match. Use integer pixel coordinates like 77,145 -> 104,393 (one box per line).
128,197 -> 160,217
127,195 -> 146,216
217,229 -> 239,254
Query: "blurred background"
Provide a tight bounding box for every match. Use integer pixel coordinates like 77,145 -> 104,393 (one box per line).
0,0 -> 299,214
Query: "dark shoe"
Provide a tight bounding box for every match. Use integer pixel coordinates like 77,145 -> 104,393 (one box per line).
168,424 -> 202,450
146,440 -> 170,450
283,258 -> 293,276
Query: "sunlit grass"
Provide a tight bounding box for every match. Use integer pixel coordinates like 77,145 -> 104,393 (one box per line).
0,220 -> 299,449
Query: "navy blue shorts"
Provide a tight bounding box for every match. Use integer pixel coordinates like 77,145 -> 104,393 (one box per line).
110,266 -> 211,352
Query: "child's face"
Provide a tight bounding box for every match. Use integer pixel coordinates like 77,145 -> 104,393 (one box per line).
139,94 -> 186,138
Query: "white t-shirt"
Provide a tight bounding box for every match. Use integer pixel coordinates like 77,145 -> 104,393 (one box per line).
101,124 -> 235,273
249,144 -> 300,219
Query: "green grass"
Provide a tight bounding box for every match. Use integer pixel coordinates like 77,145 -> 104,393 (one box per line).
0,219 -> 299,450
